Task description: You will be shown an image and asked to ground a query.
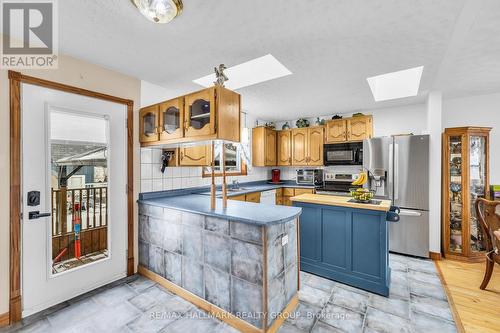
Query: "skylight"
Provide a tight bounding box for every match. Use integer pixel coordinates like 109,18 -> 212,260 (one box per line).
193,54 -> 292,90
367,66 -> 424,102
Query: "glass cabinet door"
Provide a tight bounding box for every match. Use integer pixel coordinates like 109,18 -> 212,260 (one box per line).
469,135 -> 487,252
139,105 -> 159,143
185,89 -> 215,137
159,98 -> 183,141
448,135 -> 463,253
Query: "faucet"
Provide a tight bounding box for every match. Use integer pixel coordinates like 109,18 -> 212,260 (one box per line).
232,180 -> 240,190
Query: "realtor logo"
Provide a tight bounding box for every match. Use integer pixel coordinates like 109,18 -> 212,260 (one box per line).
1,0 -> 58,68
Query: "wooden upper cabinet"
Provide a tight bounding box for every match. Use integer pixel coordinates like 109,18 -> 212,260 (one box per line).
139,104 -> 159,143
277,130 -> 292,166
347,115 -> 373,142
252,127 -> 276,167
216,86 -> 241,143
265,128 -> 277,166
291,127 -> 324,166
184,88 -> 216,138
308,127 -> 324,165
292,128 -> 308,165
140,86 -> 241,146
325,115 -> 373,143
325,119 -> 347,143
159,98 -> 184,141
179,144 -> 211,166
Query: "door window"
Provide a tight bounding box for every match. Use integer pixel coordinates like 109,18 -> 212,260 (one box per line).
50,110 -> 109,274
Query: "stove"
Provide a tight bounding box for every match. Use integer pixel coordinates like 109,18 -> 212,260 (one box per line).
316,172 -> 362,194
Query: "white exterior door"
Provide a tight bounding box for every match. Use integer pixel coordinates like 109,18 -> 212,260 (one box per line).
21,83 -> 128,317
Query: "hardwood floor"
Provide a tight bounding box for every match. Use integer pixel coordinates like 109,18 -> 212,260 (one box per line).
436,259 -> 500,333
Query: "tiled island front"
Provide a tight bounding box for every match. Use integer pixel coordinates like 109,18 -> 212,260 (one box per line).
138,195 -> 301,333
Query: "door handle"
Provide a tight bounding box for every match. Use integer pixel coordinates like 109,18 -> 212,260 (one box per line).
399,209 -> 422,217
29,211 -> 51,220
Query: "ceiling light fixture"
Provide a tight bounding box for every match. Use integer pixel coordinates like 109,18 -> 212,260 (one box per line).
132,0 -> 183,24
367,66 -> 424,102
193,54 -> 292,90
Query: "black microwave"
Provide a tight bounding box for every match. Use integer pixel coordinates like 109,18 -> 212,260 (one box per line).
324,142 -> 363,165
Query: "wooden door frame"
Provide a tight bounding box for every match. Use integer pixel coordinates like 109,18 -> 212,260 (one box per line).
8,70 -> 135,324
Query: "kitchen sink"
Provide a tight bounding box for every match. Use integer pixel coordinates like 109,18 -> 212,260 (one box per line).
227,187 -> 251,192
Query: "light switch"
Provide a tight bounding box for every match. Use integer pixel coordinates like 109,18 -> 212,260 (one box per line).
281,234 -> 288,246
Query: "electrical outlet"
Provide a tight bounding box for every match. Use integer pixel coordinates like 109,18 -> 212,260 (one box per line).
281,234 -> 288,246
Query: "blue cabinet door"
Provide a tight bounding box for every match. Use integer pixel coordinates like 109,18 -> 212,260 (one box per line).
299,206 -> 322,263
322,208 -> 349,271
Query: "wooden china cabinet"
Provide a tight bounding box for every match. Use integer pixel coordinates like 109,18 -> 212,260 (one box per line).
442,127 -> 491,262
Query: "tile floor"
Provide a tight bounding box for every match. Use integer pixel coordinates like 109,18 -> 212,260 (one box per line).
2,254 -> 457,333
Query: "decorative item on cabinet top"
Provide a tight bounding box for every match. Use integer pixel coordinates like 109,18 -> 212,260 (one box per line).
296,118 -> 310,128
139,86 -> 241,146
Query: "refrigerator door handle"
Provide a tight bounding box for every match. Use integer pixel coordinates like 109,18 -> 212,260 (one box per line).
399,209 -> 423,217
394,143 -> 399,201
388,143 -> 393,199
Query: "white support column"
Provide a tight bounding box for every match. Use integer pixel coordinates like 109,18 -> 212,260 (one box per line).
427,91 -> 443,254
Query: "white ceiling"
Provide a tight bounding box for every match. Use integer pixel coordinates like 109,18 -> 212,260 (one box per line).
56,0 -> 500,120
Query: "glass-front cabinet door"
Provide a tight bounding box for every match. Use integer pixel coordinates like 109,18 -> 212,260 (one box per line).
139,105 -> 159,143
469,135 -> 487,253
159,98 -> 183,141
184,88 -> 215,138
448,135 -> 463,254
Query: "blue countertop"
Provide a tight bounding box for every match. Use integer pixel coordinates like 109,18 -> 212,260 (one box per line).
139,194 -> 301,226
198,183 -> 314,197
138,180 -> 308,226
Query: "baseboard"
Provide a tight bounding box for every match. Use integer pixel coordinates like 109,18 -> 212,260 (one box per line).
429,251 -> 442,261
138,265 -> 298,333
0,311 -> 9,328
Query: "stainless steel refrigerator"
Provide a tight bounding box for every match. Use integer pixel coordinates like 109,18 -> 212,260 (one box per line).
363,135 -> 430,258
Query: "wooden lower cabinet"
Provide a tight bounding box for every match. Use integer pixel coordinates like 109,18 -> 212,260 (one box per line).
179,145 -> 211,166
229,194 -> 246,201
227,188 -> 314,206
279,187 -> 314,206
229,192 -> 261,203
246,192 -> 261,203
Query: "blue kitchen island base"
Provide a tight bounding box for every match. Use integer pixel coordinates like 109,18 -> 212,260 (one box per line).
293,199 -> 391,297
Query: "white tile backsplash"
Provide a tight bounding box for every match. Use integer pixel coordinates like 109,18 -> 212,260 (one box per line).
140,163 -> 152,180
140,147 -> 272,193
151,163 -> 163,180
141,149 -> 152,164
